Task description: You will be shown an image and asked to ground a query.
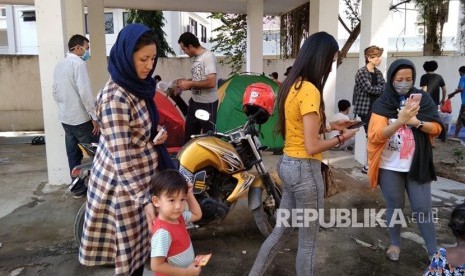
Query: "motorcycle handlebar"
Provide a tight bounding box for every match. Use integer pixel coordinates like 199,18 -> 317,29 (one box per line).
190,131 -> 227,139
189,123 -> 259,140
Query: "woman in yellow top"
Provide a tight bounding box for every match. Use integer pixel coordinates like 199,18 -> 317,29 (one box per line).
367,59 -> 444,262
249,32 -> 359,276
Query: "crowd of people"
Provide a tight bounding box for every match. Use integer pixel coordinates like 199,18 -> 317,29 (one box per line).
51,23 -> 465,275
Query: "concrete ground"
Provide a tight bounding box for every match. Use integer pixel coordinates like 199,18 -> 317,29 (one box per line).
0,133 -> 464,276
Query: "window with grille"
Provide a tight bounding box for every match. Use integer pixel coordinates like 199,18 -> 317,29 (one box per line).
188,18 -> 197,36
85,13 -> 114,34
123,12 -> 129,27
200,25 -> 207,43
104,13 -> 114,34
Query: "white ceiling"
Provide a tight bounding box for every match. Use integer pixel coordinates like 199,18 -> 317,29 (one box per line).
0,0 -> 310,15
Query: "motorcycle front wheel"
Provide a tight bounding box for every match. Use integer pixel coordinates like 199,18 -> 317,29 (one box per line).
74,202 -> 86,247
252,180 -> 282,237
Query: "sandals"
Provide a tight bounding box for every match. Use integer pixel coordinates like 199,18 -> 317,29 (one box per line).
361,166 -> 368,174
386,245 -> 400,261
31,136 -> 45,145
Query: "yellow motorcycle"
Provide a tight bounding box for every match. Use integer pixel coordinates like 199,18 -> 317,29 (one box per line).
179,83 -> 281,237
73,83 -> 281,246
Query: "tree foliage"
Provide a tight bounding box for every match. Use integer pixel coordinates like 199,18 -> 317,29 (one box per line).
413,0 -> 449,55
460,0 -> 465,51
209,13 -> 277,74
209,13 -> 248,74
126,10 -> 175,57
281,0 -> 413,65
208,0 -> 453,72
280,3 -> 309,58
461,0 -> 465,26
280,0 -> 362,65
337,0 -> 361,66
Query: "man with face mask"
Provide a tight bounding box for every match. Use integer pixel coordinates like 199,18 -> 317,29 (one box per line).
52,34 -> 99,198
367,59 -> 445,262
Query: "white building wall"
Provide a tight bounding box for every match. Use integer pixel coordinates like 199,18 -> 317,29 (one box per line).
2,55 -> 464,131
163,11 -> 178,53
13,6 -> 37,54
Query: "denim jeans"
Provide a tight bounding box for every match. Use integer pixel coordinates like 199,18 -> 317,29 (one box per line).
378,168 -> 437,256
62,121 -> 99,174
249,155 -> 323,276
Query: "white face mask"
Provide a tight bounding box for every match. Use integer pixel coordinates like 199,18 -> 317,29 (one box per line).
393,81 -> 413,95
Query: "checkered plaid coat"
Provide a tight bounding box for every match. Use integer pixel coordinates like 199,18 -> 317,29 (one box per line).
79,79 -> 158,275
352,66 -> 386,117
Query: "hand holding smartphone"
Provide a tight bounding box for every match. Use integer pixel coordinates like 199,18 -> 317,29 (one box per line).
348,121 -> 366,129
409,93 -> 422,107
153,126 -> 166,143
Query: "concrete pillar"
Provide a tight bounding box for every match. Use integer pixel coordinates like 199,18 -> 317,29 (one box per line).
309,0 -> 339,117
5,5 -> 16,54
246,0 -> 263,73
64,0 -> 85,38
35,0 -> 69,185
309,0 -> 338,36
354,0 -> 390,165
86,0 -> 108,93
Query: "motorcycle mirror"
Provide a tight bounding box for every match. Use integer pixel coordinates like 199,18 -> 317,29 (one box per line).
195,109 -> 210,121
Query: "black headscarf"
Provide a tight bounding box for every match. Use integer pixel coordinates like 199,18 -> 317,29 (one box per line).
108,23 -> 174,170
372,59 -> 445,184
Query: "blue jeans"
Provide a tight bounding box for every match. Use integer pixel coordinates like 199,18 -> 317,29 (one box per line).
62,121 -> 99,174
378,168 -> 437,256
249,155 -> 323,276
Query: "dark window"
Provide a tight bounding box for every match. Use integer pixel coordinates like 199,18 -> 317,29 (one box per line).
104,13 -> 114,34
0,8 -> 6,17
123,12 -> 130,26
188,18 -> 197,36
85,13 -> 114,34
85,14 -> 88,34
264,32 -> 279,41
200,25 -> 207,43
22,11 -> 36,22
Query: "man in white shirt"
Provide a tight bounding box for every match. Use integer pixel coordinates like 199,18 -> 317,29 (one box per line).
327,99 -> 355,150
52,34 -> 99,197
177,32 -> 218,143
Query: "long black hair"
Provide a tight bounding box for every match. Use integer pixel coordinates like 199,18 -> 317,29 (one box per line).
276,31 -> 339,137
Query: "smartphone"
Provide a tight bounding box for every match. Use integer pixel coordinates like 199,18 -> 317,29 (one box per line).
153,126 -> 166,142
409,93 -> 423,107
195,253 -> 212,267
348,121 -> 366,129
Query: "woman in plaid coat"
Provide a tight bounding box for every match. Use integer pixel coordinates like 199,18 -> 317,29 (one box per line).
79,24 -> 173,275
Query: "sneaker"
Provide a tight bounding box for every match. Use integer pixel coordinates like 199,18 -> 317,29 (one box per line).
72,187 -> 87,199
386,245 -> 400,261
70,179 -> 87,199
361,166 -> 368,174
